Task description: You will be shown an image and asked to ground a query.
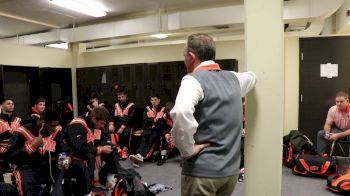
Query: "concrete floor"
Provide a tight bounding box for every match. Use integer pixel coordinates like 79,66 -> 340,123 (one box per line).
118,156 -> 347,196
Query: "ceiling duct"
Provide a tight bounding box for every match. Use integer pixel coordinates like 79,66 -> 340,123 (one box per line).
285,22 -> 311,32
0,0 -> 345,47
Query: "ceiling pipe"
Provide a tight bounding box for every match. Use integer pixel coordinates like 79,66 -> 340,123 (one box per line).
0,12 -> 60,28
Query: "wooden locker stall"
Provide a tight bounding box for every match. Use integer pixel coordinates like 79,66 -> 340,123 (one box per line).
39,68 -> 72,107
76,59 -> 237,115
0,65 -> 39,119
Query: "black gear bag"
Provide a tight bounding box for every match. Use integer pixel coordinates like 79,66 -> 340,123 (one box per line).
112,168 -> 154,196
292,154 -> 338,177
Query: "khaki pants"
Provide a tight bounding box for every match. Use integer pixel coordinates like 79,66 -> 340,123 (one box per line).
181,175 -> 238,196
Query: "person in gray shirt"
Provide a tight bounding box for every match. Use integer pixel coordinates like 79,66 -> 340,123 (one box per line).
170,33 -> 256,196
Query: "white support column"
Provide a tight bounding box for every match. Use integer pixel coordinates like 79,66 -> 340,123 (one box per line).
71,43 -> 86,117
244,0 -> 284,196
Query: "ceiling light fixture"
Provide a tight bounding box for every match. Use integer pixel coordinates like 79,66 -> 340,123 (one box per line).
151,33 -> 168,39
151,8 -> 168,39
49,0 -> 107,17
46,42 -> 68,49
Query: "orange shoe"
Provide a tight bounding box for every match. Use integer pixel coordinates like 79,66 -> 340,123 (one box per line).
121,150 -> 128,160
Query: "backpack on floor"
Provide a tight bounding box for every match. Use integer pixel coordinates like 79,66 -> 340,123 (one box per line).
0,182 -> 17,196
327,170 -> 350,194
112,168 -> 155,196
283,130 -> 316,168
292,154 -> 338,177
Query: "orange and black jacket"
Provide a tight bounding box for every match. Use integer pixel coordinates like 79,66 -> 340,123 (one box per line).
143,105 -> 166,130
30,107 -> 41,120
158,113 -> 173,133
61,116 -> 109,161
20,106 -> 41,125
113,101 -> 135,129
6,122 -> 62,169
0,113 -> 21,141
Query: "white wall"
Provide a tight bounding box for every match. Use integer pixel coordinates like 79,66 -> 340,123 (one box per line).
82,41 -> 246,70
284,37 -> 299,135
0,41 -> 72,68
336,0 -> 350,33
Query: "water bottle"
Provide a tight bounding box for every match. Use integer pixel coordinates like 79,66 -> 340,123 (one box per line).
58,152 -> 67,169
107,139 -> 115,148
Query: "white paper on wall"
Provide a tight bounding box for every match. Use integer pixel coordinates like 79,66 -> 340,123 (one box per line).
320,63 -> 338,78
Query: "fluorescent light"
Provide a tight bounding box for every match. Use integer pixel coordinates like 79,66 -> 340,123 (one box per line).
49,0 -> 107,17
46,42 -> 68,49
151,33 -> 168,39
75,0 -> 107,12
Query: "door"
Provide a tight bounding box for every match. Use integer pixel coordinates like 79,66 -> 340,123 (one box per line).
299,37 -> 350,144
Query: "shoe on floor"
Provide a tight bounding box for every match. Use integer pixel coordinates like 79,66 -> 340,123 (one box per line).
129,153 -> 144,164
121,150 -> 128,160
157,155 -> 166,166
132,163 -> 140,168
238,168 -> 245,182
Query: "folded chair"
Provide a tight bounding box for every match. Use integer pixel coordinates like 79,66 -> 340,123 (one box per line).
330,140 -> 350,156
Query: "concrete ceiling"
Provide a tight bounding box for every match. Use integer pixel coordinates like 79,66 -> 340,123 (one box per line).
0,0 -> 239,37
0,0 -> 347,50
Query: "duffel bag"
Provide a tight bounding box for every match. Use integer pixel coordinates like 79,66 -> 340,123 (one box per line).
292,154 -> 338,177
327,170 -> 350,194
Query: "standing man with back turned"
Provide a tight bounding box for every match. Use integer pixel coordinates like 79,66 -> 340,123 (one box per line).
170,33 -> 256,196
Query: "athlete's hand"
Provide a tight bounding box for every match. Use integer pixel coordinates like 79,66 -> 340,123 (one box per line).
31,136 -> 44,148
99,145 -> 112,154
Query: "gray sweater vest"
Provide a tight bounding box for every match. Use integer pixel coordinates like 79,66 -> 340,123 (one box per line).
182,70 -> 242,178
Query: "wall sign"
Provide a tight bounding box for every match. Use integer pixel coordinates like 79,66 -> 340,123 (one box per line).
320,63 -> 338,78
